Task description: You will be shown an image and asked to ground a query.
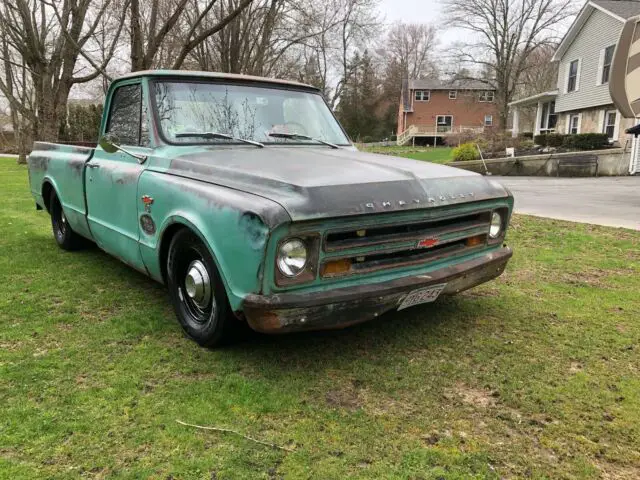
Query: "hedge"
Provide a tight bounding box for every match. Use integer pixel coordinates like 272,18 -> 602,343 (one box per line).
562,133 -> 609,150
534,133 -> 610,150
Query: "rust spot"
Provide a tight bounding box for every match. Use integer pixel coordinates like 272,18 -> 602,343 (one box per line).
68,158 -> 86,177
28,155 -> 49,171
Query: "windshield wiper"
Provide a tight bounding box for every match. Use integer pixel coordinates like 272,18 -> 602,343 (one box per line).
267,132 -> 339,149
175,132 -> 264,148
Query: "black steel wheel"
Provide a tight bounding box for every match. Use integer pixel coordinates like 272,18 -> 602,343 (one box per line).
166,229 -> 240,347
49,190 -> 86,251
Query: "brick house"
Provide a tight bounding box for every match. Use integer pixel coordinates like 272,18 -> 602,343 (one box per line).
396,79 -> 499,145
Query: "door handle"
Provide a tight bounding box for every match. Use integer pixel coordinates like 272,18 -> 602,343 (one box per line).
87,163 -> 100,169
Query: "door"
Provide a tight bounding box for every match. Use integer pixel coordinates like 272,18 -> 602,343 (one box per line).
85,82 -> 150,272
436,115 -> 453,133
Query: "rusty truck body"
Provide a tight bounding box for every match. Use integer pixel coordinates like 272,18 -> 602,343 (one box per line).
27,70 -> 513,347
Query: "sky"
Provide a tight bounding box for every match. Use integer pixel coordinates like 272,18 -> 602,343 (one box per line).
378,0 -> 472,47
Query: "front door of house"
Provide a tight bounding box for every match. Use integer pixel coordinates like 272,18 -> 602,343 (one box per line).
436,115 -> 453,133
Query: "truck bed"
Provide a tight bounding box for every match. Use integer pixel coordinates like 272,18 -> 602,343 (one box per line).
28,142 -> 95,240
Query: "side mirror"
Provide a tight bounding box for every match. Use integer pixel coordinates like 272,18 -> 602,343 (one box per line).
98,133 -> 147,164
99,134 -> 120,154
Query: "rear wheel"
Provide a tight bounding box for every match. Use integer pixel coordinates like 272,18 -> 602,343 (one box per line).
50,190 -> 86,251
166,229 -> 240,347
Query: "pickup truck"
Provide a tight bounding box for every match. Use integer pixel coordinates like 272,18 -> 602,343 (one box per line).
27,70 -> 513,347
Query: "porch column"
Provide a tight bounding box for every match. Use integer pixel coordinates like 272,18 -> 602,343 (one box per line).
512,107 -> 520,138
534,101 -> 543,136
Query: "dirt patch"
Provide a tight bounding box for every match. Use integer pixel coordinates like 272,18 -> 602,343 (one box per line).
559,268 -> 610,288
325,386 -> 363,410
569,362 -> 583,373
596,461 -> 640,480
449,383 -> 497,408
360,389 -> 417,417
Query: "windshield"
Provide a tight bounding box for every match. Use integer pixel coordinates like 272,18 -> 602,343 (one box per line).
153,81 -> 350,146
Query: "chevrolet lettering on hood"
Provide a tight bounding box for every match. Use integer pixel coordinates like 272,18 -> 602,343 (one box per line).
27,69 -> 514,348
364,192 -> 476,210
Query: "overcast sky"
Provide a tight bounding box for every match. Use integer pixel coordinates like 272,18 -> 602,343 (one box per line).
378,0 -> 472,47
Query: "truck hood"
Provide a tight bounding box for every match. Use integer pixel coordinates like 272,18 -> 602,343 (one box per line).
167,147 -> 509,221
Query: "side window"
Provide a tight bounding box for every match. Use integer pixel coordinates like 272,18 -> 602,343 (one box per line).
106,84 -> 143,146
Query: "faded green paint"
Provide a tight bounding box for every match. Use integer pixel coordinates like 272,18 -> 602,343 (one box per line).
27,70 -> 515,321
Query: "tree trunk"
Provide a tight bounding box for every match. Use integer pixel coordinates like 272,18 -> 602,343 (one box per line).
130,0 -> 145,71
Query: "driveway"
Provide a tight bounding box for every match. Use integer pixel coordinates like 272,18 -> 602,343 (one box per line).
492,176 -> 640,230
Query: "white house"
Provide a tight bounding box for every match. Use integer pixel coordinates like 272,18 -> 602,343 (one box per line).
510,0 -> 640,173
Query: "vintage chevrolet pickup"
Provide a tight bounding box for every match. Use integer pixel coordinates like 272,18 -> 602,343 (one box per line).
28,70 -> 513,346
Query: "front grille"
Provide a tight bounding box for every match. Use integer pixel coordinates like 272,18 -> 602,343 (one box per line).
320,210 -> 492,278
324,212 -> 490,251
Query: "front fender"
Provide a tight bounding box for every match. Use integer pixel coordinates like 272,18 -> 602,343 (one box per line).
137,171 -> 290,310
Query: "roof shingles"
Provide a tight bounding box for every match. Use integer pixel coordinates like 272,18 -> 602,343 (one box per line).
591,0 -> 640,20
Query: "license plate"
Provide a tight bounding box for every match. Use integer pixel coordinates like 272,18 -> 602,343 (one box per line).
397,284 -> 447,311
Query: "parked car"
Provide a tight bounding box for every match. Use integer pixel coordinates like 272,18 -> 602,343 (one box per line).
27,70 -> 514,347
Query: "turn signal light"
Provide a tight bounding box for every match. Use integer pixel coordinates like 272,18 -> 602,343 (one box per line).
466,235 -> 486,247
321,259 -> 352,277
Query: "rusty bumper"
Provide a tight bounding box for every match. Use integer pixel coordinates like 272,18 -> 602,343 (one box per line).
243,247 -> 513,333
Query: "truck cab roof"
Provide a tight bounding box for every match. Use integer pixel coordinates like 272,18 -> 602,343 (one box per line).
115,69 -> 318,91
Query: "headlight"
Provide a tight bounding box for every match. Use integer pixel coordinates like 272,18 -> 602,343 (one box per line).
489,211 -> 503,239
277,238 -> 308,277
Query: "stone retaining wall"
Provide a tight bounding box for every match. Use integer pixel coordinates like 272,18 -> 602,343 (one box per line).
450,148 -> 630,176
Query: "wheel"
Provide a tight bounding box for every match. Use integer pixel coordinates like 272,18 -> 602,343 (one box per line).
50,190 -> 86,251
166,229 -> 241,347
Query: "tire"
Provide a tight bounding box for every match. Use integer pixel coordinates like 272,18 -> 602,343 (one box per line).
50,190 -> 86,251
166,229 -> 241,347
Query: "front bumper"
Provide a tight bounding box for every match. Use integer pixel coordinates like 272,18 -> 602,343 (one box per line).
243,247 -> 513,333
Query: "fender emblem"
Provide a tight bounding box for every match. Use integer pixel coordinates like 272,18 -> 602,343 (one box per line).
417,238 -> 439,248
141,195 -> 154,213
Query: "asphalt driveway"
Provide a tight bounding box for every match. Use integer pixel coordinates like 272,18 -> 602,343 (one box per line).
493,176 -> 640,230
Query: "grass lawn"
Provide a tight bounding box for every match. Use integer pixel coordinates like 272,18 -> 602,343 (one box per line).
361,146 -> 454,164
2,157 -> 640,479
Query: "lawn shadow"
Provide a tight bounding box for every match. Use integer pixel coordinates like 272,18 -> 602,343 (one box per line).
222,295 -> 486,378
54,241 -> 496,377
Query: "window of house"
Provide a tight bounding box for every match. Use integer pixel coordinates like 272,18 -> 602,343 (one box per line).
449,90 -> 457,100
601,45 -> 615,84
567,60 -> 579,92
479,91 -> 495,102
414,90 -> 430,101
106,84 -> 143,146
569,114 -> 580,134
436,115 -> 453,133
603,110 -> 616,140
484,115 -> 493,126
539,101 -> 557,133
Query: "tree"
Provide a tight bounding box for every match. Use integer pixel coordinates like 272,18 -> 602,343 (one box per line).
444,0 -> 575,128
336,50 -> 383,141
384,22 -> 437,81
0,0 -> 126,161
129,0 -> 255,71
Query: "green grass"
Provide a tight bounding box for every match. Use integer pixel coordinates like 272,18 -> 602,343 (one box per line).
361,146 -> 454,164
2,157 -> 640,479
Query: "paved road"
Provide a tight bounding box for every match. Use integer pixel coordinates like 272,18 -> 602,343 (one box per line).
492,176 -> 640,230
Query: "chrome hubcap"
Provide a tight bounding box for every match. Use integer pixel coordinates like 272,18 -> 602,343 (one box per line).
184,260 -> 211,309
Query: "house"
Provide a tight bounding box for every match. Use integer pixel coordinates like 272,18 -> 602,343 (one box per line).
396,79 -> 499,146
509,0 -> 640,155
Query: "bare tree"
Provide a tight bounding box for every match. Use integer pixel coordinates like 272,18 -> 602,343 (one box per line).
517,43 -> 558,97
128,0 -> 254,71
0,0 -> 126,156
384,22 -> 437,80
444,0 -> 575,128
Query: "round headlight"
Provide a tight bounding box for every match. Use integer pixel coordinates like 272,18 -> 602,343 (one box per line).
277,238 -> 308,277
489,211 -> 503,239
